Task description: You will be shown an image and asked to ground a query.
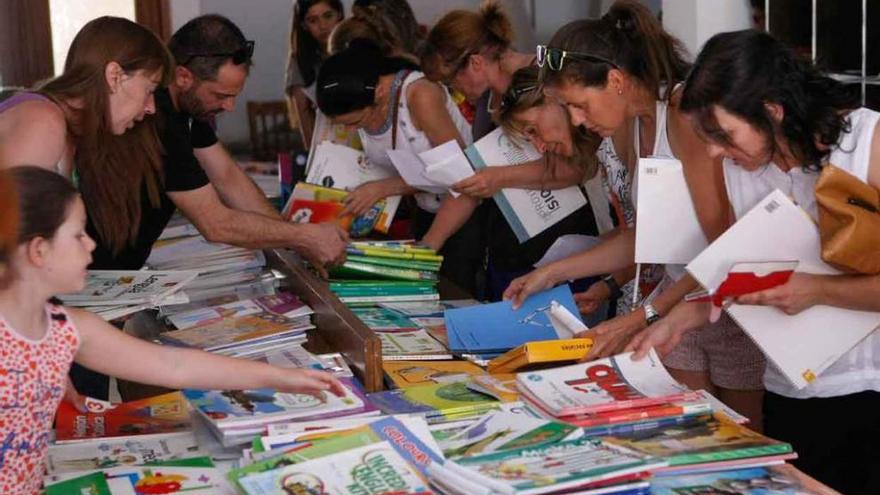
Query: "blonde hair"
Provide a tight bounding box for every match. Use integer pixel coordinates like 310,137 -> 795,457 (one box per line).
496,66 -> 601,181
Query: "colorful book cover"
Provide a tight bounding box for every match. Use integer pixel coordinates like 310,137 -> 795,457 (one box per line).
556,402 -> 712,428
441,436 -> 663,494
237,442 -> 430,495
46,431 -> 201,476
487,338 -> 593,374
45,458 -> 226,493
167,292 -> 312,330
183,377 -> 366,430
651,466 -> 809,494
438,410 -> 580,458
159,311 -> 311,351
346,254 -> 441,272
516,349 -> 696,416
44,472 -> 111,495
350,306 -> 420,331
286,182 -> 391,236
54,393 -> 191,443
444,284 -> 581,354
378,330 -> 452,360
383,360 -> 486,388
230,417 -> 442,489
366,381 -> 498,418
286,198 -> 354,230
601,413 -> 794,468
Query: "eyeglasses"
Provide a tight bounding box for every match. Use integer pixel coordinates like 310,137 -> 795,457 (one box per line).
180,40 -> 255,66
499,84 -> 538,111
535,45 -> 619,71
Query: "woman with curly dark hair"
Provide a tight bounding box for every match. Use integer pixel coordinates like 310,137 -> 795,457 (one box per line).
632,29 -> 880,494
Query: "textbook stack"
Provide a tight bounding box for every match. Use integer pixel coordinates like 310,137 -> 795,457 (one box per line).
58,269 -> 197,321
329,241 -> 442,304
147,225 -> 282,312
158,291 -> 315,358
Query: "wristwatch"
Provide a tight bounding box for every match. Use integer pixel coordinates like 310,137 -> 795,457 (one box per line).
643,303 -> 662,325
601,274 -> 623,300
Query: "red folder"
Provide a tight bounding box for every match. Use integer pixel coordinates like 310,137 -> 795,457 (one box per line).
686,261 -> 798,307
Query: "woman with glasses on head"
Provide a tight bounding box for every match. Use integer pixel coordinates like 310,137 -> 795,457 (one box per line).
502,0 -> 766,427
628,30 -> 880,494
418,1 -> 607,303
286,0 -> 345,148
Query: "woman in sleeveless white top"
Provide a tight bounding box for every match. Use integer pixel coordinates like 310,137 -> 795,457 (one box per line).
670,29 -> 880,494
358,69 -> 472,213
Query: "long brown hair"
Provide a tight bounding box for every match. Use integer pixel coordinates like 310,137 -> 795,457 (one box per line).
420,0 -> 513,82
542,0 -> 689,102
38,16 -> 173,254
496,66 -> 601,182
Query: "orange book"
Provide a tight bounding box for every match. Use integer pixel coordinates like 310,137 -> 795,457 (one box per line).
54,392 -> 191,443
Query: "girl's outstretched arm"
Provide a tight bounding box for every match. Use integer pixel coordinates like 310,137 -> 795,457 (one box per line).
69,308 -> 345,397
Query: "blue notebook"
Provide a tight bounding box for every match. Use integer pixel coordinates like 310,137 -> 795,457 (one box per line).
445,285 -> 581,353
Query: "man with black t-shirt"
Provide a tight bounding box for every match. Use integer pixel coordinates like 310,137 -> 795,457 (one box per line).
75,15 -> 348,399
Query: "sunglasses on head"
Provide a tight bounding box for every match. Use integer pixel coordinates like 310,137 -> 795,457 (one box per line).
500,84 -> 539,111
535,45 -> 619,71
180,40 -> 255,66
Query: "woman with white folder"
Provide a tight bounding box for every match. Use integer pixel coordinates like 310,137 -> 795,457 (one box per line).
501,1 -> 766,428
628,29 -> 880,494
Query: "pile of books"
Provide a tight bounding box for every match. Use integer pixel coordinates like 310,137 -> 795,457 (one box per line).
158,292 -> 315,358
58,269 -> 197,321
329,241 -> 442,304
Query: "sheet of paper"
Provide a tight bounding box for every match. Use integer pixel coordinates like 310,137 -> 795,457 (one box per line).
635,157 -> 708,264
534,234 -> 603,268
386,149 -> 447,194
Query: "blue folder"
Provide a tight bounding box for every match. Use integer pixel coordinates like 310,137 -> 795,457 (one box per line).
444,285 -> 582,353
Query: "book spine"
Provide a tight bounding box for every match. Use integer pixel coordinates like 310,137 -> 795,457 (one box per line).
332,262 -> 438,282
668,444 -> 793,466
346,255 -> 441,272
338,294 -> 440,303
561,392 -> 700,417
564,404 -> 686,427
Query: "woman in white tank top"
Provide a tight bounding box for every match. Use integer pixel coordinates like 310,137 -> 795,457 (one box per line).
502,2 -> 765,426
655,30 -> 880,494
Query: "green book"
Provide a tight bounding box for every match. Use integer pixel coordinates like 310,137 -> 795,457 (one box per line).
331,261 -> 438,281
330,280 -> 437,289
346,254 -> 441,272
331,286 -> 438,295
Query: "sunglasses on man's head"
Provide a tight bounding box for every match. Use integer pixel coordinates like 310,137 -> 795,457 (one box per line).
535,45 -> 619,71
181,40 -> 255,66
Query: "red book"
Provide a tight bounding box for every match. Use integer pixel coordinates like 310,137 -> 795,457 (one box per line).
54,392 -> 191,443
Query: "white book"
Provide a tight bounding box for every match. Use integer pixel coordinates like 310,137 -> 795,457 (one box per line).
516,349 -> 694,417
45,431 -> 201,476
634,157 -> 708,264
465,128 -> 588,242
686,189 -> 880,389
59,270 -> 198,306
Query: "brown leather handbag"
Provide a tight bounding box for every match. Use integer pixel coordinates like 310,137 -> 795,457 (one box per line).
814,164 -> 880,274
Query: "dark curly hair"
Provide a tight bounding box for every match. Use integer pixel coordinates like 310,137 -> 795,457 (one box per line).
680,29 -> 860,170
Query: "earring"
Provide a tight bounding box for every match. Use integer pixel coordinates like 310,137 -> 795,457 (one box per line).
617,88 -> 623,95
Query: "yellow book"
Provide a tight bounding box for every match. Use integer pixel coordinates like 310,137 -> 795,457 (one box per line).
383,360 -> 486,388
487,338 -> 593,374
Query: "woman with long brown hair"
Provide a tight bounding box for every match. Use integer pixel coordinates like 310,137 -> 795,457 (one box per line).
0,16 -> 172,256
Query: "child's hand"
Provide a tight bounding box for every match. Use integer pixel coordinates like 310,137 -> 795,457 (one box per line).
274,368 -> 347,398
63,376 -> 88,412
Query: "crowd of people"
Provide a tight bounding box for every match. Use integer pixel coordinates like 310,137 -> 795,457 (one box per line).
0,0 -> 878,493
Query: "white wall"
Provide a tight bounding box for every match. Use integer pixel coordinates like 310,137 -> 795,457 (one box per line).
49,0 -> 136,75
662,0 -> 751,57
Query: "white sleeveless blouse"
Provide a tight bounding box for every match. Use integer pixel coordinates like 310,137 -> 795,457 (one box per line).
723,107 -> 880,399
359,70 -> 472,213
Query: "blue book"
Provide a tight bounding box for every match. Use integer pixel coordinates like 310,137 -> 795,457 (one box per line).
444,285 -> 581,353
